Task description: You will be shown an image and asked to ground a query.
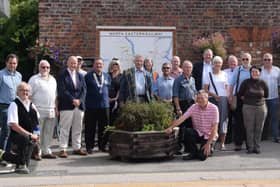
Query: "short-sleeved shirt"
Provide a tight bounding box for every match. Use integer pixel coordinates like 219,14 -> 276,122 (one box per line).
261,66 -> 280,100
172,75 -> 196,101
154,76 -> 174,100
28,74 -> 57,118
0,68 -> 22,104
183,102 -> 219,139
229,65 -> 251,93
8,97 -> 39,125
204,71 -> 228,97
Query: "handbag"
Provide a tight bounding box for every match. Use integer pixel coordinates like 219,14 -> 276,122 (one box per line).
230,67 -> 241,111
208,72 -> 219,106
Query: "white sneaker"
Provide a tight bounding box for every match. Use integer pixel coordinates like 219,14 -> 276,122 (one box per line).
15,165 -> 30,174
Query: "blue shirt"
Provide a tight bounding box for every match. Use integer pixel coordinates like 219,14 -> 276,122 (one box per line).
0,68 -> 22,104
154,76 -> 174,100
135,67 -> 146,95
229,65 -> 251,93
85,71 -> 111,109
173,74 -> 196,100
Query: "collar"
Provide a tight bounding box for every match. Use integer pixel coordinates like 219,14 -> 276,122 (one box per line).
5,68 -> 16,75
135,67 -> 144,72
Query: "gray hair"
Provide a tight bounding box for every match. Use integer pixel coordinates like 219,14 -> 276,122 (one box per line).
212,56 -> 223,65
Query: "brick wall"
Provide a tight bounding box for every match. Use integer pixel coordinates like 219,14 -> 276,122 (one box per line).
39,0 -> 280,65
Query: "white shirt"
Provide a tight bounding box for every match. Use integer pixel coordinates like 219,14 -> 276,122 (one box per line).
28,73 -> 57,118
205,70 -> 229,97
202,62 -> 213,87
261,65 -> 280,99
67,68 -> 77,88
8,97 -> 39,126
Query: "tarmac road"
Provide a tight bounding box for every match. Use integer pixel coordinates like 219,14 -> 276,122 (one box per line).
0,141 -> 280,187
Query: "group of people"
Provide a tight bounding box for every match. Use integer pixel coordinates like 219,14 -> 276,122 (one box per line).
0,49 -> 279,174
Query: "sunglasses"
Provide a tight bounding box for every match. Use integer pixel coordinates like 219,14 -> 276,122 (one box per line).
263,59 -> 271,61
242,58 -> 249,61
162,67 -> 170,69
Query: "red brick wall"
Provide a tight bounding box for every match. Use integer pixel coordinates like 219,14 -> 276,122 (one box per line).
39,0 -> 280,65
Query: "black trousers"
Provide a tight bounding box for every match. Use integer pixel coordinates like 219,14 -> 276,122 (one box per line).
233,97 -> 246,146
176,100 -> 193,152
84,108 -> 109,150
184,128 -> 208,161
10,133 -> 34,166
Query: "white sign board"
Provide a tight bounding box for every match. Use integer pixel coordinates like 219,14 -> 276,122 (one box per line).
98,29 -> 175,73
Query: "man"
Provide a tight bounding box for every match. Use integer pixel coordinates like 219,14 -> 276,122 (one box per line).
260,53 -> 280,142
57,56 -> 87,158
0,54 -> 22,151
84,58 -> 111,154
165,90 -> 218,161
192,48 -> 213,91
170,56 -> 182,79
8,82 -> 40,174
76,56 -> 87,76
119,55 -> 152,105
229,52 -> 252,151
153,63 -> 174,103
172,60 -> 197,154
223,55 -> 238,144
28,60 -> 57,159
173,60 -> 197,118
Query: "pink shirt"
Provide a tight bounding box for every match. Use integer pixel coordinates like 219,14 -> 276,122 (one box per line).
183,102 -> 219,139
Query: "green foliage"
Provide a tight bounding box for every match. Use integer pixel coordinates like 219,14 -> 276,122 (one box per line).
114,102 -> 174,132
0,0 -> 38,80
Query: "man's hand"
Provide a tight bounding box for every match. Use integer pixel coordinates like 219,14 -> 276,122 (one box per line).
72,99 -> 80,107
202,143 -> 211,156
164,127 -> 173,134
31,134 -> 39,142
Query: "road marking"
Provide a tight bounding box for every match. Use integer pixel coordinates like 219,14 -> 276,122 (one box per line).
37,179 -> 280,187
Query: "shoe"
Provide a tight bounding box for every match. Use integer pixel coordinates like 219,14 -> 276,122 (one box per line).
0,160 -> 12,168
234,145 -> 242,151
253,149 -> 261,154
15,165 -> 30,174
87,149 -> 93,154
58,150 -> 68,158
182,154 -> 196,161
42,154 -> 57,159
246,150 -> 254,154
73,149 -> 87,156
273,138 -> 279,143
220,144 -> 226,151
31,154 -> 42,161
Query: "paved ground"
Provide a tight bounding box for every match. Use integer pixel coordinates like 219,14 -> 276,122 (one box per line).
0,140 -> 280,187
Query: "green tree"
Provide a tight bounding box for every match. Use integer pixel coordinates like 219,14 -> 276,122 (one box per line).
0,0 -> 38,80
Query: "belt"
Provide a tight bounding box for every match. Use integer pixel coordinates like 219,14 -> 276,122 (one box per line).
0,103 -> 9,106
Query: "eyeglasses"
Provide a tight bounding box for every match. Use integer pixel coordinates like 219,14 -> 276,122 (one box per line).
162,67 -> 170,69
263,59 -> 271,61
41,66 -> 50,69
242,58 -> 249,61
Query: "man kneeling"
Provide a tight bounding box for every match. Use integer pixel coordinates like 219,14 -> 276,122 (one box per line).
165,90 -> 218,161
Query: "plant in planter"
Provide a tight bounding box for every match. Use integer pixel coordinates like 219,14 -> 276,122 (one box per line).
108,101 -> 177,160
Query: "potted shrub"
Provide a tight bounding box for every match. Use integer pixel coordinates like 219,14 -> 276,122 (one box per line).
108,101 -> 177,160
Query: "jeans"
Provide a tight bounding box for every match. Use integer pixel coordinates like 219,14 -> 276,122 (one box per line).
264,98 -> 279,140
0,107 -> 11,151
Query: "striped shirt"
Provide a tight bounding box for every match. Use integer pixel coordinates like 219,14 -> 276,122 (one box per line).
183,102 -> 219,139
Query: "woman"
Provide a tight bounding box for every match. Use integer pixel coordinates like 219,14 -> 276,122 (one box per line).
108,58 -> 122,125
204,56 -> 229,150
239,66 -> 268,154
144,58 -> 159,83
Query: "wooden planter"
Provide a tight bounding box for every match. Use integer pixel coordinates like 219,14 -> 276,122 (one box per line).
108,130 -> 178,160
